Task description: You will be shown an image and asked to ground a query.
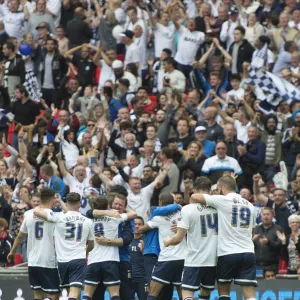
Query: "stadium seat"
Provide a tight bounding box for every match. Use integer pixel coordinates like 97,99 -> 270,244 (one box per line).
6,253 -> 23,267
278,257 -> 288,274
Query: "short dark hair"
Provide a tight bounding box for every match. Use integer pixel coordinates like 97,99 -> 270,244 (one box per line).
162,48 -> 172,57
40,188 -> 55,204
4,41 -> 15,51
263,268 -> 276,278
103,86 -> 113,98
119,78 -> 130,88
285,41 -> 295,52
218,175 -> 237,192
230,74 -> 241,81
137,86 -> 148,93
163,57 -> 176,68
131,97 -> 143,107
46,37 -> 58,46
194,176 -> 212,192
143,165 -> 154,171
126,6 -> 137,13
161,147 -> 173,159
159,193 -> 174,206
110,185 -> 128,197
135,216 -> 144,224
235,26 -> 245,35
120,120 -> 132,131
66,192 -> 81,203
258,35 -> 271,45
15,84 -> 29,97
91,195 -> 108,210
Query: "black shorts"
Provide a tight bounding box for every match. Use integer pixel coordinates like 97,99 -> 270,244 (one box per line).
151,260 -> 184,286
181,266 -> 216,291
58,259 -> 86,288
217,253 -> 257,287
28,266 -> 60,294
85,261 -> 120,286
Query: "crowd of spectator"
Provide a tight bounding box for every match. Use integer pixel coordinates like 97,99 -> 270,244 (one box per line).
0,0 -> 300,288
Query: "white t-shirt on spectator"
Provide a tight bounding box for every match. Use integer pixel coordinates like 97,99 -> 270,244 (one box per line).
124,42 -> 140,69
3,11 -> 25,40
127,184 -> 154,221
98,59 -> 115,90
47,0 -> 61,27
234,119 -> 251,144
175,26 -> 205,65
153,23 -> 176,58
220,20 -> 238,51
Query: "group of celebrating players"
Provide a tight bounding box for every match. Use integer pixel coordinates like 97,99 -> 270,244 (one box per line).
7,174 -> 258,300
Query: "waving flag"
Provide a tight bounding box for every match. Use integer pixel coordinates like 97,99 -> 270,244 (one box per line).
246,44 -> 300,110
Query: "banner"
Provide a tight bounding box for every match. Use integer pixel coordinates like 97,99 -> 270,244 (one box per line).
1,279 -> 300,299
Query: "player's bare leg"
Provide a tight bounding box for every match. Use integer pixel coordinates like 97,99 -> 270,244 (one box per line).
175,285 -> 182,300
217,282 -> 231,300
147,280 -> 164,299
182,289 -> 194,300
82,284 -> 97,300
199,288 -> 211,300
44,294 -> 59,300
33,290 -> 44,300
241,286 -> 256,300
68,287 -> 82,300
107,285 -> 121,300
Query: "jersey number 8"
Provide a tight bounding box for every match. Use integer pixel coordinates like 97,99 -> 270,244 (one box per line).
231,206 -> 251,228
65,223 -> 83,241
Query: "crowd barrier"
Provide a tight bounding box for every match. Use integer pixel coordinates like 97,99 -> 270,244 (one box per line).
1,268 -> 300,300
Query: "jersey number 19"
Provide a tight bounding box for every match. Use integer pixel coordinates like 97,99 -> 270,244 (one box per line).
231,206 -> 251,228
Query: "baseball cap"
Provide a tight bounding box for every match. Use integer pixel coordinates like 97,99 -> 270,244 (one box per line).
112,60 -> 123,69
36,22 -> 50,30
195,126 -> 207,133
120,30 -> 134,39
228,6 -> 238,15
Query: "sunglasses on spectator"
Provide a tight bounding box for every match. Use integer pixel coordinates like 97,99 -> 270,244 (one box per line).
88,124 -> 95,127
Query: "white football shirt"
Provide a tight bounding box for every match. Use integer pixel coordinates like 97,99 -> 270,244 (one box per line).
148,211 -> 186,262
178,203 -> 218,267
204,193 -> 256,256
175,26 -> 205,65
20,209 -> 56,268
88,214 -> 128,264
127,184 -> 154,221
64,173 -> 91,215
46,211 -> 94,262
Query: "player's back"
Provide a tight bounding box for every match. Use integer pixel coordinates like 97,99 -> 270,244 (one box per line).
179,203 -> 218,267
52,211 -> 94,262
21,209 -> 56,268
205,192 -> 256,256
148,211 -> 186,261
88,214 -> 127,264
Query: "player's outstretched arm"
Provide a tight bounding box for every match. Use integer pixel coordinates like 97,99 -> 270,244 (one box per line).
33,206 -> 49,220
164,228 -> 187,247
253,173 -> 268,206
190,193 -> 206,205
7,231 -> 27,263
124,209 -> 137,220
136,223 -> 152,234
93,209 -> 121,218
